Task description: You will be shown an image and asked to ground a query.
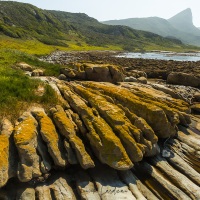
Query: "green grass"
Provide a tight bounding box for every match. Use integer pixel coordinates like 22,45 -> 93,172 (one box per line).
0,48 -> 60,122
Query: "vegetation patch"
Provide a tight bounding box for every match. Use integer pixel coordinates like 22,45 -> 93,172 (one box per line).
0,49 -> 60,121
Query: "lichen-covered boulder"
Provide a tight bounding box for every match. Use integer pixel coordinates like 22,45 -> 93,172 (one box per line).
60,63 -> 124,83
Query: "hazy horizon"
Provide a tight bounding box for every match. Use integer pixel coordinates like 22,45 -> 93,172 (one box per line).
3,0 -> 200,27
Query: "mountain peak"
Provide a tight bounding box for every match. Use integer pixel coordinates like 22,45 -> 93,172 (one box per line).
169,8 -> 192,24
168,8 -> 200,36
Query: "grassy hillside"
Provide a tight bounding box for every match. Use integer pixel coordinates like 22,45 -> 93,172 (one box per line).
0,1 -> 187,52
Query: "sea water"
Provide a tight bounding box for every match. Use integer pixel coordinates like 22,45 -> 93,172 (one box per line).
116,52 -> 200,61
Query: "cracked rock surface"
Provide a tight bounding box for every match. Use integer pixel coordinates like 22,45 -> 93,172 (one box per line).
1,80 -> 200,199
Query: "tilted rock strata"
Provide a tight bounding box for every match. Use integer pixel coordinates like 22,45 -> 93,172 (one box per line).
1,80 -> 200,199
80,82 -> 186,138
71,83 -> 158,160
50,105 -> 95,169
32,109 -> 67,167
58,84 -> 133,170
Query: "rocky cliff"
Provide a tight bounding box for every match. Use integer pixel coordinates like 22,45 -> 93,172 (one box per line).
1,76 -> 200,199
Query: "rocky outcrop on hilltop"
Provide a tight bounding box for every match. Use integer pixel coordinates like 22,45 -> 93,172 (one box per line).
1,79 -> 200,199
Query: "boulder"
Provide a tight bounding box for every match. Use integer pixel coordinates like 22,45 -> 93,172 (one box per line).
85,65 -> 113,82
124,76 -> 137,82
35,185 -> 51,200
137,76 -> 147,84
167,72 -> 200,87
16,62 -> 33,71
58,74 -> 67,80
191,103 -> 200,113
49,177 -> 76,200
147,70 -> 168,79
129,70 -> 147,78
60,63 -> 124,83
74,71 -> 86,79
32,69 -> 44,76
194,92 -> 200,102
108,65 -> 124,82
16,188 -> 35,200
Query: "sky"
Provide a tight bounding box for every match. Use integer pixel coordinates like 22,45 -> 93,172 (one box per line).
8,0 -> 200,27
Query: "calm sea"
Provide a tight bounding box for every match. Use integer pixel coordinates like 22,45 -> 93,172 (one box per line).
116,52 -> 200,61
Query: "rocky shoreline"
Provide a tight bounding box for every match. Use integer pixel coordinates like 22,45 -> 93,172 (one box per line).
1,76 -> 200,199
1,52 -> 200,199
41,50 -> 200,80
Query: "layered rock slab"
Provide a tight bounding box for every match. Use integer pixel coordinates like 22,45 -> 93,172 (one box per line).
81,82 -> 179,138
89,165 -> 136,200
58,84 -> 133,170
14,112 -> 42,182
1,79 -> 199,199
50,105 -> 94,169
71,83 -> 158,161
32,109 -> 67,168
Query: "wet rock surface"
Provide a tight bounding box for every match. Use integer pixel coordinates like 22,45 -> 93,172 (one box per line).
1,78 -> 200,199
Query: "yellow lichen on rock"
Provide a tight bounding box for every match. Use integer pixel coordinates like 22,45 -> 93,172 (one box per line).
81,82 -> 178,138
51,105 -> 95,169
0,134 -> 9,188
14,112 -> 42,182
32,110 -> 67,167
72,83 -> 159,161
61,62 -> 124,83
58,84 -> 133,170
0,118 -> 14,188
121,83 -> 191,126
